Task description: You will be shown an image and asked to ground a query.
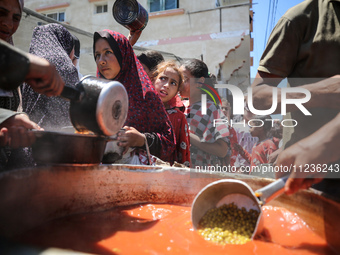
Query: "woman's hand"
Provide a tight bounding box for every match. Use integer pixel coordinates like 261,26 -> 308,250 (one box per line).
275,113 -> 340,195
0,128 -> 9,147
0,114 -> 43,148
275,142 -> 325,195
117,126 -> 145,154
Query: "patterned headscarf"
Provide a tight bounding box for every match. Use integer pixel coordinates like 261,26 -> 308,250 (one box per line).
93,30 -> 152,98
93,30 -> 175,161
93,30 -> 158,130
22,23 -> 79,128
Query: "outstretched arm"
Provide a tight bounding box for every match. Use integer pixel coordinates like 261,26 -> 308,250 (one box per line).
275,112 -> 340,194
25,53 -> 65,96
190,133 -> 229,158
0,40 -> 64,96
252,71 -> 340,114
127,30 -> 142,46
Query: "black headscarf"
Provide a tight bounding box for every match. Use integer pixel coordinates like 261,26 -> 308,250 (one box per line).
72,34 -> 80,59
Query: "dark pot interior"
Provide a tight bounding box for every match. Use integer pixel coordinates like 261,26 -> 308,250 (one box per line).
31,130 -> 108,165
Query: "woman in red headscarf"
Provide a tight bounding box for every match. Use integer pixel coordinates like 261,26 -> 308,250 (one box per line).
93,30 -> 175,163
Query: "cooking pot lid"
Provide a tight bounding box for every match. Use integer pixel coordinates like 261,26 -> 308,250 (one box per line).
96,81 -> 128,136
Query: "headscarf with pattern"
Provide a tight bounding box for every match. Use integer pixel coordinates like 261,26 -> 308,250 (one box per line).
93,30 -> 152,99
22,23 -> 79,129
93,30 -> 175,161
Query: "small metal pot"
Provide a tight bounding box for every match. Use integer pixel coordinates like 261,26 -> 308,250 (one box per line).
61,76 -> 128,136
112,0 -> 149,31
31,130 -> 120,165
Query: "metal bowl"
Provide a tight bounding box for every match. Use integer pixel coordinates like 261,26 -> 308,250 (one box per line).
31,130 -> 109,165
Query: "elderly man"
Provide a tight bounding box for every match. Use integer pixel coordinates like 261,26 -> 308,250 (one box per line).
0,0 -> 65,166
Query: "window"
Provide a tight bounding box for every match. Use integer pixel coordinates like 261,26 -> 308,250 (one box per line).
148,0 -> 178,12
96,4 -> 108,14
44,11 -> 65,22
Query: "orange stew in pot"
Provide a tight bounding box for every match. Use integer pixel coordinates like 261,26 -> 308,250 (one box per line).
15,204 -> 336,255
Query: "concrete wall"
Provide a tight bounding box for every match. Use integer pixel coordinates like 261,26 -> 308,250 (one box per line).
12,8 -> 180,78
20,0 -> 252,90
13,10 -> 98,77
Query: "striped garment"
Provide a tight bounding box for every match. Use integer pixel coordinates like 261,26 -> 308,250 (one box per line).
186,100 -> 230,167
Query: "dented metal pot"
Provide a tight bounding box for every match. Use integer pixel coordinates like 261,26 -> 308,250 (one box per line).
60,75 -> 128,136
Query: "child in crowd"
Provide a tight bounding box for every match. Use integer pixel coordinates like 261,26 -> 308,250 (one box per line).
220,98 -> 238,166
71,34 -> 83,79
138,50 -> 186,114
152,61 -> 190,166
233,104 -> 259,169
137,50 -> 164,79
234,115 -> 279,173
180,59 -> 230,167
268,119 -> 283,164
93,30 -> 175,164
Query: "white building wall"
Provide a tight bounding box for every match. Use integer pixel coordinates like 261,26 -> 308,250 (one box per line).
21,0 -> 252,91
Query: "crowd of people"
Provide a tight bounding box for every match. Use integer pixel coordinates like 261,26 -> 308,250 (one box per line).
1,0 -> 339,197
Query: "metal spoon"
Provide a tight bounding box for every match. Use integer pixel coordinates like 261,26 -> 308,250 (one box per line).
191,176 -> 288,239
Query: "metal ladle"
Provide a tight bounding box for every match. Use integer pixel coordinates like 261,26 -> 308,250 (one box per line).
191,176 -> 288,239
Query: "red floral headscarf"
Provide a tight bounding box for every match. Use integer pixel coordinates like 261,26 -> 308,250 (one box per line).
93,30 -> 153,99
93,30 -> 175,161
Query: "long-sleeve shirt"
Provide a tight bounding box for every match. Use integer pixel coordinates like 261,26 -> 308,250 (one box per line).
0,40 -> 29,91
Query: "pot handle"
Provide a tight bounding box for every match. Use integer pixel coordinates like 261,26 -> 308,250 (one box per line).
254,175 -> 289,205
60,85 -> 81,101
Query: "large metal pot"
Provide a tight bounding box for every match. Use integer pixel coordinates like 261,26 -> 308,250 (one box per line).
0,167 -> 339,254
61,76 -> 128,136
31,130 -> 124,165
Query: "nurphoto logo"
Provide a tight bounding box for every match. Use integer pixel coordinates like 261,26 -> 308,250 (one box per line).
201,84 -> 311,116
200,84 -> 311,128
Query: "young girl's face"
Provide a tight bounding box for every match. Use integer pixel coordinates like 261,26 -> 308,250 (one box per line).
94,38 -> 121,80
154,67 -> 180,103
179,66 -> 193,98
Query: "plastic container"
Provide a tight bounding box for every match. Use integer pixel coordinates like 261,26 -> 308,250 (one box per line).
112,0 -> 149,31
